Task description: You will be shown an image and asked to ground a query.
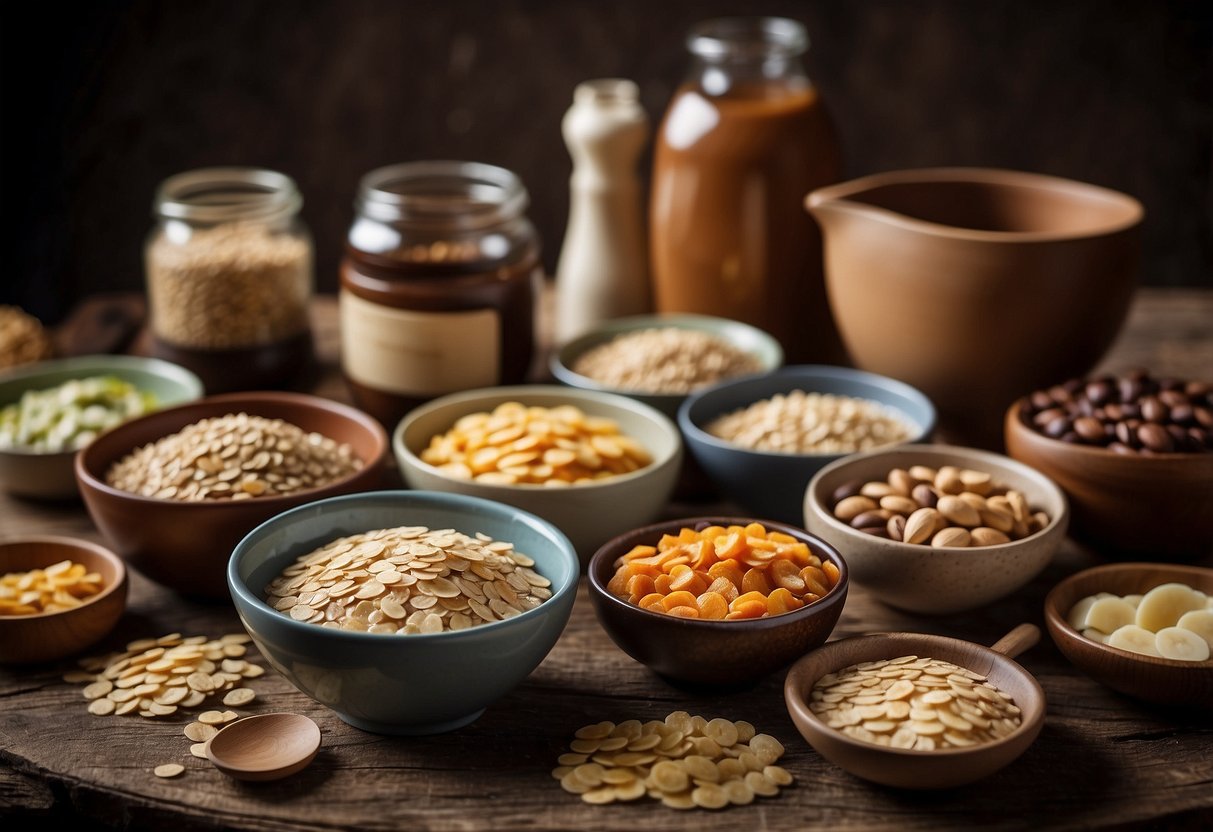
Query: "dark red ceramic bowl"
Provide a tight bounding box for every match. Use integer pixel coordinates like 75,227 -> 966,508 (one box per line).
75,391 -> 388,601
587,516 -> 849,689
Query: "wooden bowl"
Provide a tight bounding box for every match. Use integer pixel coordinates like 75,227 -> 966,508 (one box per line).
784,624 -> 1046,789
1005,398 -> 1213,562
587,516 -> 849,690
1043,562 -> 1213,708
75,391 -> 388,600
0,535 -> 128,664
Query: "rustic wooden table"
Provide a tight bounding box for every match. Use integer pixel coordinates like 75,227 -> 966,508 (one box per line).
2,288 -> 1212,831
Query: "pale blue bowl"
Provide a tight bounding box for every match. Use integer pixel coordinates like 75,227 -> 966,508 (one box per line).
678,365 -> 937,525
228,490 -> 579,735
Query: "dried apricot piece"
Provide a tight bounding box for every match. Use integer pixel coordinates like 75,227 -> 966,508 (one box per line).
741,567 -> 772,596
661,590 -> 699,611
696,591 -> 729,620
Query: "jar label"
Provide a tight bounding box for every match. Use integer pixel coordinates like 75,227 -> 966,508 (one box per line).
339,290 -> 501,396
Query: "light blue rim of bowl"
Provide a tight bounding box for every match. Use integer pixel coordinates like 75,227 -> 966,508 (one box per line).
227,489 -> 581,642
677,364 -> 938,461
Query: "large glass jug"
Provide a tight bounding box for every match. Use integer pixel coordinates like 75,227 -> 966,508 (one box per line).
649,17 -> 846,365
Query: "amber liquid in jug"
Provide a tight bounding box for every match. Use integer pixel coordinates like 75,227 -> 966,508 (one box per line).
650,17 -> 846,365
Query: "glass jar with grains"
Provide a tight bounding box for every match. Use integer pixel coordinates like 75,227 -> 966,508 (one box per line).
339,161 -> 541,428
143,167 -> 314,393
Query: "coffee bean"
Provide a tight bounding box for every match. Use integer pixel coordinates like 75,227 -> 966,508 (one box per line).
1044,417 -> 1070,439
1138,423 -> 1174,453
1159,389 -> 1188,408
1048,385 -> 1072,403
1074,417 -> 1105,443
1118,377 -> 1143,404
1085,380 -> 1113,405
1024,370 -> 1211,456
1033,407 -> 1065,428
1141,397 -> 1167,423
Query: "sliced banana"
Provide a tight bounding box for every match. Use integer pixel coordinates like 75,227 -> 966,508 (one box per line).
1134,583 -> 1206,632
1067,596 -> 1099,630
1107,624 -> 1162,657
1081,628 -> 1109,644
1176,610 -> 1213,650
1083,597 -> 1136,634
1155,626 -> 1211,662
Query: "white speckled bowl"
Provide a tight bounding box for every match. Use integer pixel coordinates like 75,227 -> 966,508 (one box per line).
803,444 -> 1069,614
393,385 -> 683,564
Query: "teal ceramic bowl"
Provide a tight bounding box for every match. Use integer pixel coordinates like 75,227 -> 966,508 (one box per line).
678,365 -> 937,524
0,354 -> 204,499
227,490 -> 580,735
550,313 -> 784,422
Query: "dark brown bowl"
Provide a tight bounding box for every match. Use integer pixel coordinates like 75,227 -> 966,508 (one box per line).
1043,562 -> 1213,708
587,516 -> 848,689
784,624 -> 1046,789
75,391 -> 388,601
1004,399 -> 1213,562
0,535 -> 128,665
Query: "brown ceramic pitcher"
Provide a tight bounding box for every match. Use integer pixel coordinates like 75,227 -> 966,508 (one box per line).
805,168 -> 1144,449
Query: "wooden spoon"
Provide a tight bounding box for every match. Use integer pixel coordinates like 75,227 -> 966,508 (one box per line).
206,713 -> 321,782
784,623 -> 1046,789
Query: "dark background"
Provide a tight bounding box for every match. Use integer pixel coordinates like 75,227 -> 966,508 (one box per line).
3,0 -> 1211,326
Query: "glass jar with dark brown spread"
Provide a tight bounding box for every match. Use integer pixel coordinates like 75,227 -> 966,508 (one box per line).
340,161 -> 541,428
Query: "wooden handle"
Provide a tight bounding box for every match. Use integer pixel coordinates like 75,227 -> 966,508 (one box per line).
989,623 -> 1041,658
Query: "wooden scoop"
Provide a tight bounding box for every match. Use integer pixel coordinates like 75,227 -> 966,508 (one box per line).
783,623 -> 1045,789
206,713 -> 321,782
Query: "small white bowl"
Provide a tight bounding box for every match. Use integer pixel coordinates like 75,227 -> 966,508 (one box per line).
393,385 -> 683,563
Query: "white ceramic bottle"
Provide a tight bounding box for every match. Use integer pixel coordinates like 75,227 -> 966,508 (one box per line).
553,78 -> 651,346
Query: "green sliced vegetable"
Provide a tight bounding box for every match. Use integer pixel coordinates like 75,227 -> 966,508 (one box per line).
0,375 -> 158,453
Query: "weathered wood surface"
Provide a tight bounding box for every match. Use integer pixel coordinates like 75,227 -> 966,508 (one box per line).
2,288 -> 1212,831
